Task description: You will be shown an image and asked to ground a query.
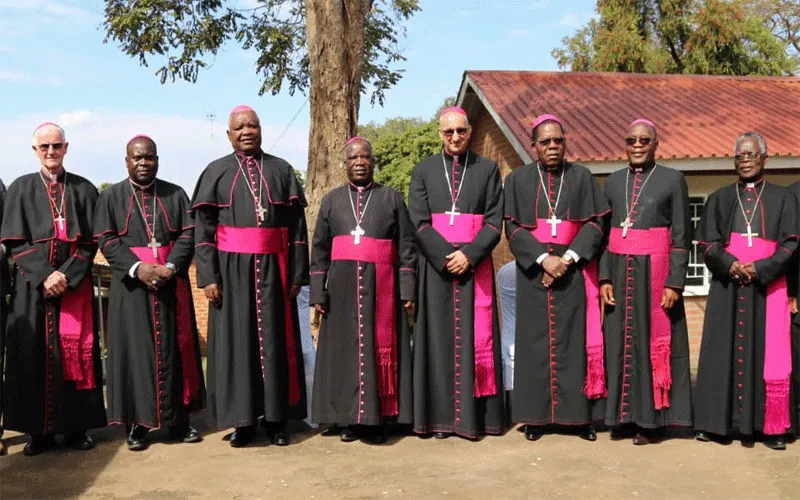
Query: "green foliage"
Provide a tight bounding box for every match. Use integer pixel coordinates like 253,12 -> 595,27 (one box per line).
97,182 -> 112,193
102,0 -> 420,104
364,118 -> 440,200
293,168 -> 305,188
552,0 -> 797,75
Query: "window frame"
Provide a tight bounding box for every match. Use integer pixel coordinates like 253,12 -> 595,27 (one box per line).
685,194 -> 711,297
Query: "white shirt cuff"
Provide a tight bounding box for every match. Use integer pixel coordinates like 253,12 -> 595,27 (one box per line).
536,253 -> 549,265
565,249 -> 581,263
129,261 -> 142,278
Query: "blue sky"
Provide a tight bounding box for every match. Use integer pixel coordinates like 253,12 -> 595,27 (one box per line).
0,0 -> 596,193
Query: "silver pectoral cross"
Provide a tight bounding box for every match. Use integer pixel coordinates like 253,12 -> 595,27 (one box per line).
741,224 -> 758,248
148,236 -> 162,258
445,203 -> 461,226
54,215 -> 65,231
620,217 -> 634,238
547,214 -> 562,237
351,225 -> 365,245
255,203 -> 268,223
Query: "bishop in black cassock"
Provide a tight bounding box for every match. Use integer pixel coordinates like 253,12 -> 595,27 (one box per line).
95,136 -> 205,451
694,134 -> 798,450
599,120 -> 693,445
504,115 -> 609,442
408,107 -> 505,439
0,177 -> 8,456
789,181 -> 800,436
0,123 -> 106,456
310,137 -> 416,443
191,106 -> 309,447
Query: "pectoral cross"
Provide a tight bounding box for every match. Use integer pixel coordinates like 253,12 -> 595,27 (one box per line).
620,217 -> 634,238
255,203 -> 267,223
741,224 -> 758,248
445,203 -> 461,226
148,236 -> 162,258
54,215 -> 65,231
546,214 -> 562,237
351,225 -> 365,245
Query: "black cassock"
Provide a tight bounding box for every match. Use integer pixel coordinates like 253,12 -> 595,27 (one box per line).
96,178 -> 206,429
310,183 -> 416,426
0,178 -> 8,435
789,182 -> 800,432
408,149 -> 505,438
694,180 -> 798,436
192,151 -> 309,428
0,171 -> 107,435
504,162 -> 609,425
599,164 -> 693,429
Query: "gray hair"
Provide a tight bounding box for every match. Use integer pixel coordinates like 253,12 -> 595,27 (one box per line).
31,123 -> 66,145
734,131 -> 767,156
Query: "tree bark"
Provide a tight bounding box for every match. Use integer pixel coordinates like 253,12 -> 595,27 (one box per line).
304,0 -> 372,238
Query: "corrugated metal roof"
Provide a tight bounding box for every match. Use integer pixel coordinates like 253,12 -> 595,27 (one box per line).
460,71 -> 800,163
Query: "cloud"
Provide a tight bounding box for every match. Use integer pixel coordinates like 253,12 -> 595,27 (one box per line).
0,110 -> 309,194
0,69 -> 26,81
0,0 -> 94,21
560,12 -> 595,27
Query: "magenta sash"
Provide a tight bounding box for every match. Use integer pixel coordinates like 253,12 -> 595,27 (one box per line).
531,219 -> 606,399
431,213 -> 496,398
55,226 -> 95,390
131,244 -> 201,406
216,225 -> 301,405
608,227 -> 673,410
727,234 -> 791,435
331,235 -> 398,417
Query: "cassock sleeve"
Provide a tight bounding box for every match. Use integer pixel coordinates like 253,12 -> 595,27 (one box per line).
788,185 -> 800,299
598,180 -> 615,284
309,194 -> 332,307
395,190 -> 417,303
504,170 -> 548,273
1,180 -> 57,287
287,204 -> 310,288
460,162 -> 502,267
0,179 -> 6,261
95,188 -> 142,280
665,173 -> 691,290
408,163 -> 454,272
753,189 -> 799,285
568,172 -> 610,261
695,190 -> 738,280
191,170 -> 221,288
165,189 -> 195,273
59,184 -> 98,288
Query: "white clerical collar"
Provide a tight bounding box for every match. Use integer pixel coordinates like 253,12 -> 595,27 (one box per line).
746,182 -> 755,189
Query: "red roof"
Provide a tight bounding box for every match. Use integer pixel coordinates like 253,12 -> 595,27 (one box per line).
460,71 -> 800,162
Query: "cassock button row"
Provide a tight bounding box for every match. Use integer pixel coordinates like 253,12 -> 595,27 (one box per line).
737,383 -> 743,388
738,334 -> 743,339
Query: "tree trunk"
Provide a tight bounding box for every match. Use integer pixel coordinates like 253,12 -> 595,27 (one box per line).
304,0 -> 371,238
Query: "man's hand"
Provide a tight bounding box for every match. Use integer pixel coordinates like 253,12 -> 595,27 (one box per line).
741,262 -> 758,282
153,265 -> 175,282
600,283 -> 616,306
313,303 -> 326,315
445,250 -> 471,275
43,270 -> 68,298
289,284 -> 301,300
790,297 -> 798,315
728,261 -> 751,285
542,273 -> 555,288
205,283 -> 222,308
542,255 -> 568,280
404,301 -> 415,315
661,287 -> 680,310
136,263 -> 163,291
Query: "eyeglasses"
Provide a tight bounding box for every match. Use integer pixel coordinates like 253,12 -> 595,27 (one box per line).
535,137 -> 565,147
625,137 -> 653,147
36,143 -> 65,152
441,127 -> 469,137
734,152 -> 764,161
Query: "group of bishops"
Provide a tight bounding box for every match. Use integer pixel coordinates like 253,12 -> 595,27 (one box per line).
0,105 -> 797,458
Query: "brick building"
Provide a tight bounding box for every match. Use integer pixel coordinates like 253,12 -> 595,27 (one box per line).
456,70 -> 799,372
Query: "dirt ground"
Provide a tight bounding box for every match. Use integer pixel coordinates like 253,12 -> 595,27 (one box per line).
2,417 -> 800,500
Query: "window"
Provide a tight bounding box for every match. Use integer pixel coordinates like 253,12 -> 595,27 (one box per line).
686,196 -> 710,294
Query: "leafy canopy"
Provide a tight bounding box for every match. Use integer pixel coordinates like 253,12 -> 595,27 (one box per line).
103,0 -> 420,105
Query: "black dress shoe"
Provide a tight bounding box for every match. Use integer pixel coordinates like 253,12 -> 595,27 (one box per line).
579,425 -> 597,442
339,426 -> 359,443
610,425 -> 637,441
272,430 -> 290,446
764,435 -> 787,450
365,426 -> 388,444
695,431 -> 711,442
524,425 -> 543,441
229,426 -> 255,448
23,435 -> 55,457
65,433 -> 95,451
434,431 -> 451,439
127,425 -> 149,452
169,424 -> 202,444
322,425 -> 341,437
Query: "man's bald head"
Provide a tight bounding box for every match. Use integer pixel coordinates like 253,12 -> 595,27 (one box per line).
227,107 -> 262,155
126,135 -> 159,185
344,137 -> 374,186
32,122 -> 68,172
